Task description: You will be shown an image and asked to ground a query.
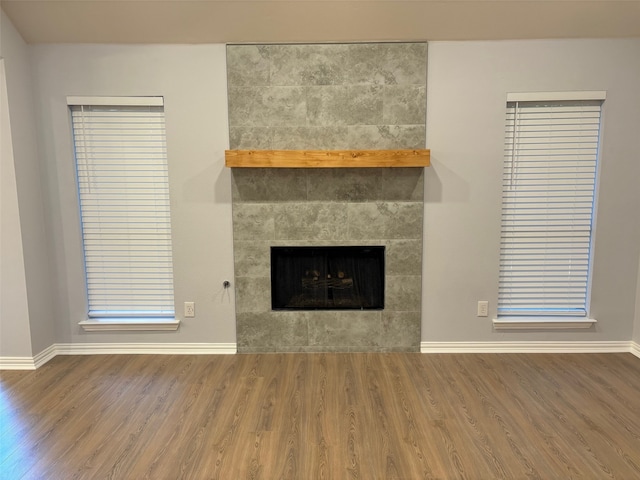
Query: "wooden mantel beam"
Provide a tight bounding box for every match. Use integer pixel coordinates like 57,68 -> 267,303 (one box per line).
225,149 -> 430,168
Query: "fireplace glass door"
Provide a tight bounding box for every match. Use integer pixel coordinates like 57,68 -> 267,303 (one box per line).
271,246 -> 385,310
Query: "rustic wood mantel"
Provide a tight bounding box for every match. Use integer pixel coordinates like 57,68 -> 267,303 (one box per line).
225,149 -> 430,168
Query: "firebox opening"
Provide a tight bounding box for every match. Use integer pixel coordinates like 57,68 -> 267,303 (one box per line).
271,246 -> 385,310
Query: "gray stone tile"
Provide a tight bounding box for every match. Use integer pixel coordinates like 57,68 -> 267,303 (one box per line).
232,203 -> 275,240
344,43 -> 427,85
346,203 -> 387,240
228,86 -> 307,127
236,312 -> 308,347
229,127 -> 272,150
371,346 -> 421,353
226,45 -> 271,87
346,202 -> 422,240
307,169 -> 382,202
233,241 -> 271,277
276,345 -> 349,353
274,203 -> 349,242
385,202 -> 423,239
279,310 -> 333,325
385,275 -> 421,311
274,346 -> 305,353
386,239 -> 422,276
383,85 -> 426,125
347,125 -> 426,149
381,311 -> 421,348
238,346 -> 277,353
270,238 -> 384,248
381,168 -> 424,201
307,86 -> 383,126
271,126 -> 349,150
348,346 -> 380,352
344,43 -> 397,85
308,311 -> 381,347
234,277 -> 272,313
232,169 -> 307,202
269,44 -> 348,86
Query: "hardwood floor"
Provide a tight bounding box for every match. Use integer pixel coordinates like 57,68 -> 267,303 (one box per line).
1,352 -> 639,479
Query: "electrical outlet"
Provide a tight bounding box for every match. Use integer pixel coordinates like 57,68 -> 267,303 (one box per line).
477,300 -> 489,317
184,301 -> 195,318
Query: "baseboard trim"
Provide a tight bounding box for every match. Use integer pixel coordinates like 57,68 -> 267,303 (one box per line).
4,341 -> 636,370
0,356 -> 36,370
1,343 -> 237,370
420,341 -> 633,354
55,343 -> 238,356
33,344 -> 58,368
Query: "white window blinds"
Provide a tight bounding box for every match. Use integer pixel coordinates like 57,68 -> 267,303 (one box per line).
499,95 -> 603,317
69,98 -> 175,318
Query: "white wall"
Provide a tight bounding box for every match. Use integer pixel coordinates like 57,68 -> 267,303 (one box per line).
17,37 -> 640,350
1,12 -> 56,358
424,39 -> 640,342
0,59 -> 32,357
31,44 -> 236,345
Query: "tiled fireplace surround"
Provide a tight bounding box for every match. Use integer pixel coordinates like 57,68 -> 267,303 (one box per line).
227,43 -> 427,352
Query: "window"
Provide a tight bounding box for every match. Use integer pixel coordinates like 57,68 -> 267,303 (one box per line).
498,92 -> 604,319
68,96 -> 175,326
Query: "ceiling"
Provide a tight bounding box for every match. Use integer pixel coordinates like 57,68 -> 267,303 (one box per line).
2,0 -> 640,45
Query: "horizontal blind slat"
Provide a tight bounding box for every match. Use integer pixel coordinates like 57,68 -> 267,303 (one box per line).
71,103 -> 175,317
499,99 -> 601,317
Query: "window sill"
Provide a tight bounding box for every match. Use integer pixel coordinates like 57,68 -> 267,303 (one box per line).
78,318 -> 180,332
492,317 -> 597,330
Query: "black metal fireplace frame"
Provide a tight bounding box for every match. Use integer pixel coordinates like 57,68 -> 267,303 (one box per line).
270,245 -> 385,311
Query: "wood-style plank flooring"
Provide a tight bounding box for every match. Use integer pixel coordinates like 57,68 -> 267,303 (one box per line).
1,353 -> 639,479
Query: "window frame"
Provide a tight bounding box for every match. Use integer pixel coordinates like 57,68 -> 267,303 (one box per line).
67,96 -> 179,331
493,91 -> 605,330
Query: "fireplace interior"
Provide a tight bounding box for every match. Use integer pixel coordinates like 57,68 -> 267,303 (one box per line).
271,246 -> 385,310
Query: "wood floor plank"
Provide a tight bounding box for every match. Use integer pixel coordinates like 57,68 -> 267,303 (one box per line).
335,354 -> 364,479
1,352 -> 639,479
495,354 -> 625,478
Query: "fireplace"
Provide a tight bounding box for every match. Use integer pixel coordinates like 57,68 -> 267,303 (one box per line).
227,42 -> 426,352
271,246 -> 385,310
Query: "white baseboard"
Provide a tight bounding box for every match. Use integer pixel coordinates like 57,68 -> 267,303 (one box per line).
3,341 -> 636,370
0,356 -> 36,370
420,341 -> 634,354
55,343 -> 237,355
33,344 -> 58,368
1,343 -> 237,370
